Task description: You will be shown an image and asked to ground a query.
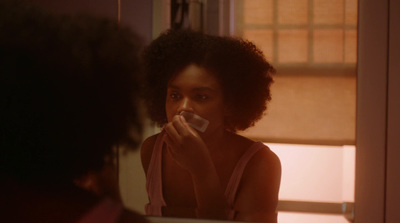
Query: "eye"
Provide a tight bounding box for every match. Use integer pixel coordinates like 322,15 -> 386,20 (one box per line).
195,94 -> 209,101
169,92 -> 181,101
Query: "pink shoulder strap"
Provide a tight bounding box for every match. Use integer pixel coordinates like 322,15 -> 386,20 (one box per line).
145,132 -> 166,216
224,142 -> 264,207
145,137 -> 264,218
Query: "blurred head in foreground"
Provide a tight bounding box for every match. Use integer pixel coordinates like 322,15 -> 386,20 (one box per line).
0,0 -> 143,190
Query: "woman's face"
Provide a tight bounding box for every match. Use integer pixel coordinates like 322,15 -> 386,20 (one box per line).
165,64 -> 225,135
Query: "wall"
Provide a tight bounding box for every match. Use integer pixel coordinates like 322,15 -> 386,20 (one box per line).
355,0 -> 400,222
32,0 -> 152,44
269,143 -> 355,223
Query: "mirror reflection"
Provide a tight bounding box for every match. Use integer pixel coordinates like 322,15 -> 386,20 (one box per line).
121,1 -> 357,223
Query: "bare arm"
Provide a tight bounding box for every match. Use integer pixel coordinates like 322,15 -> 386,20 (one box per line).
190,159 -> 230,219
163,115 -> 230,219
234,147 -> 281,223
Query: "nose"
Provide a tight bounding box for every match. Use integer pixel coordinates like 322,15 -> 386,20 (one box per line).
177,97 -> 194,114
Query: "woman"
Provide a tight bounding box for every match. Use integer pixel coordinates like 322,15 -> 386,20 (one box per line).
141,29 -> 281,222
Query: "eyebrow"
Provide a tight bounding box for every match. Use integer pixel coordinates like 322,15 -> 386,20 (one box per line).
167,85 -> 215,92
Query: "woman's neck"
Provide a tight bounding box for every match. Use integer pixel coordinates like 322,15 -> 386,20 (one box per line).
204,129 -> 233,153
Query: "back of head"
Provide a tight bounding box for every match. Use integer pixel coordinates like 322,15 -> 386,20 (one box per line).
0,1 -> 143,186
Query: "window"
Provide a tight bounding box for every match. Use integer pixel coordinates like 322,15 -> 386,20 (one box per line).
234,0 -> 358,67
232,0 -> 358,145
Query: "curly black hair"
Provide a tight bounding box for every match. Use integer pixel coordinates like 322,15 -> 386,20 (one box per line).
0,1 -> 143,185
142,29 -> 275,132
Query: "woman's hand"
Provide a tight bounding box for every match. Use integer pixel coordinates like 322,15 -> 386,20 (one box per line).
163,115 -> 230,219
163,114 -> 213,176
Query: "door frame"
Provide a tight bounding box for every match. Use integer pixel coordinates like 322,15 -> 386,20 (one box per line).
355,0 -> 400,222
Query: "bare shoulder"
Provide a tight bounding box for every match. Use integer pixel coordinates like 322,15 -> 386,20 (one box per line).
228,134 -> 280,169
140,133 -> 160,175
241,143 -> 281,189
234,142 -> 282,221
248,143 -> 281,172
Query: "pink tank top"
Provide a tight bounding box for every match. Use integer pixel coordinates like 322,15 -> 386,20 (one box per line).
145,131 -> 266,220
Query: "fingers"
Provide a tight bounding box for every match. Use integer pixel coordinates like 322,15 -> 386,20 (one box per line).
163,114 -> 198,149
163,115 -> 185,148
174,115 -> 190,135
180,115 -> 199,136
164,115 -> 190,137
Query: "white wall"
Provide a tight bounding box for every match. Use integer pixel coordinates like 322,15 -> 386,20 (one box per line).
269,143 -> 354,223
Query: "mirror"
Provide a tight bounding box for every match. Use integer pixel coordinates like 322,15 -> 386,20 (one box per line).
25,0 -> 357,222
119,1 -> 357,223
